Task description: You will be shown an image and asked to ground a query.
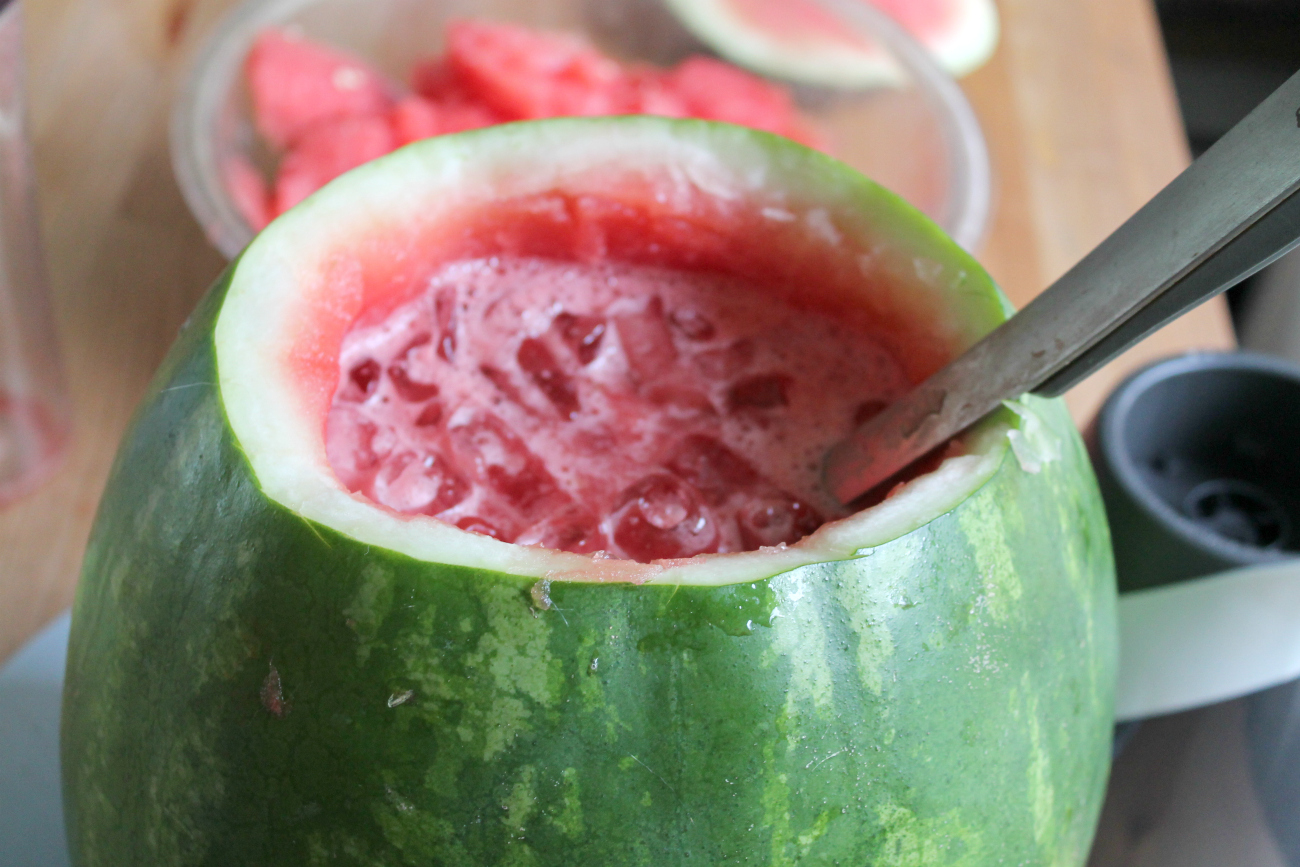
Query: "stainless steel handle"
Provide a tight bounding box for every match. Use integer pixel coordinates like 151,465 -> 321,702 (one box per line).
825,67 -> 1300,506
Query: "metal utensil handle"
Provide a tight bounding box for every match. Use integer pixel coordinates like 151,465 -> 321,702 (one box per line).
1036,180 -> 1300,395
825,68 -> 1300,506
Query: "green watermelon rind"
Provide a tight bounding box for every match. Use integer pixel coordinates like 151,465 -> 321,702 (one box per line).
663,0 -> 1000,87
63,117 -> 1114,867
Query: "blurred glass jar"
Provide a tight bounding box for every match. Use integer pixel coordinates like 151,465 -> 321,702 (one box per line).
0,0 -> 69,507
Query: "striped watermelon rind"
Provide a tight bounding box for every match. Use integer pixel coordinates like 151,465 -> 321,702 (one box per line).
62,118 -> 1114,866
663,0 -> 1000,87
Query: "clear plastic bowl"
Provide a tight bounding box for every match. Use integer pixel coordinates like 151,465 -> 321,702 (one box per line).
171,0 -> 991,260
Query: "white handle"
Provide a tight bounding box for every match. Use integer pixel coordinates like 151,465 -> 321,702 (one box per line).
1117,561 -> 1300,721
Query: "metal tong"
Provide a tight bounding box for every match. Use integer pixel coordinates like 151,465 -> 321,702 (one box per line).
824,68 -> 1300,506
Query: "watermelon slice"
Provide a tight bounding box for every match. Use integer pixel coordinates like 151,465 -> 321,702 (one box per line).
663,0 -> 1000,86
67,118 -> 1114,865
246,29 -> 393,148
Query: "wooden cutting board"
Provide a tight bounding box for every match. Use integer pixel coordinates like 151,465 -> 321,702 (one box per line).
0,0 -> 1233,664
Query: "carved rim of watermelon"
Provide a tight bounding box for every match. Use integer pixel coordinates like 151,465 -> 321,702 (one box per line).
215,118 -> 1016,585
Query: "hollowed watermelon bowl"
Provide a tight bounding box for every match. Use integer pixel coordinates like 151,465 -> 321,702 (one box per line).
171,0 -> 991,259
69,116 -> 1114,866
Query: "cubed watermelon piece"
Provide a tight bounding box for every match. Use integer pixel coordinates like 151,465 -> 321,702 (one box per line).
620,67 -> 691,117
247,29 -> 393,149
389,97 -> 441,145
410,57 -> 480,104
445,19 -> 631,119
235,22 -> 828,235
390,96 -> 502,146
421,36 -> 686,120
668,56 -> 822,147
273,113 -> 396,214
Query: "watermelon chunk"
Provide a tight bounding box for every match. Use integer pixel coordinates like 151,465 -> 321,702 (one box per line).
390,96 -> 500,146
445,19 -> 632,119
273,113 -> 396,214
65,118 -> 1116,867
669,56 -> 821,146
246,29 -> 392,148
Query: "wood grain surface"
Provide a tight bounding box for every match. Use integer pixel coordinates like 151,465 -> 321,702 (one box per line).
0,0 -> 1234,666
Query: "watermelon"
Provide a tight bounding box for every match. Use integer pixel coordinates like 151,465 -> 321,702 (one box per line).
323,255 -> 907,557
663,0 -> 1001,86
273,113 -> 396,214
246,29 -> 393,149
667,56 -> 822,147
240,20 -> 825,220
443,19 -> 631,119
64,118 -> 1114,866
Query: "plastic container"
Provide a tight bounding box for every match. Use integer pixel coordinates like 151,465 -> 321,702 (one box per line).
170,0 -> 992,260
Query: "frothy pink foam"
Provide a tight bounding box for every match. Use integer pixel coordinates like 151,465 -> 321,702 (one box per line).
325,256 -> 910,560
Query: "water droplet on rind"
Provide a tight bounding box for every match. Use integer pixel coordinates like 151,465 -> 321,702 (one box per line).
530,579 -> 553,611
636,580 -> 779,650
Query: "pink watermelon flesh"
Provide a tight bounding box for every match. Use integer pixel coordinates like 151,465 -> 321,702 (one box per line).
723,0 -> 949,46
871,0 -> 949,32
274,113 -> 396,214
444,19 -> 631,119
410,57 -> 475,103
325,251 -> 918,560
246,29 -> 392,149
668,56 -> 821,147
241,21 -> 825,222
390,96 -> 500,146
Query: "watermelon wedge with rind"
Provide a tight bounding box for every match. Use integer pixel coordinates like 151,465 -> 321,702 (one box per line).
663,0 -> 1000,86
63,118 -> 1114,866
